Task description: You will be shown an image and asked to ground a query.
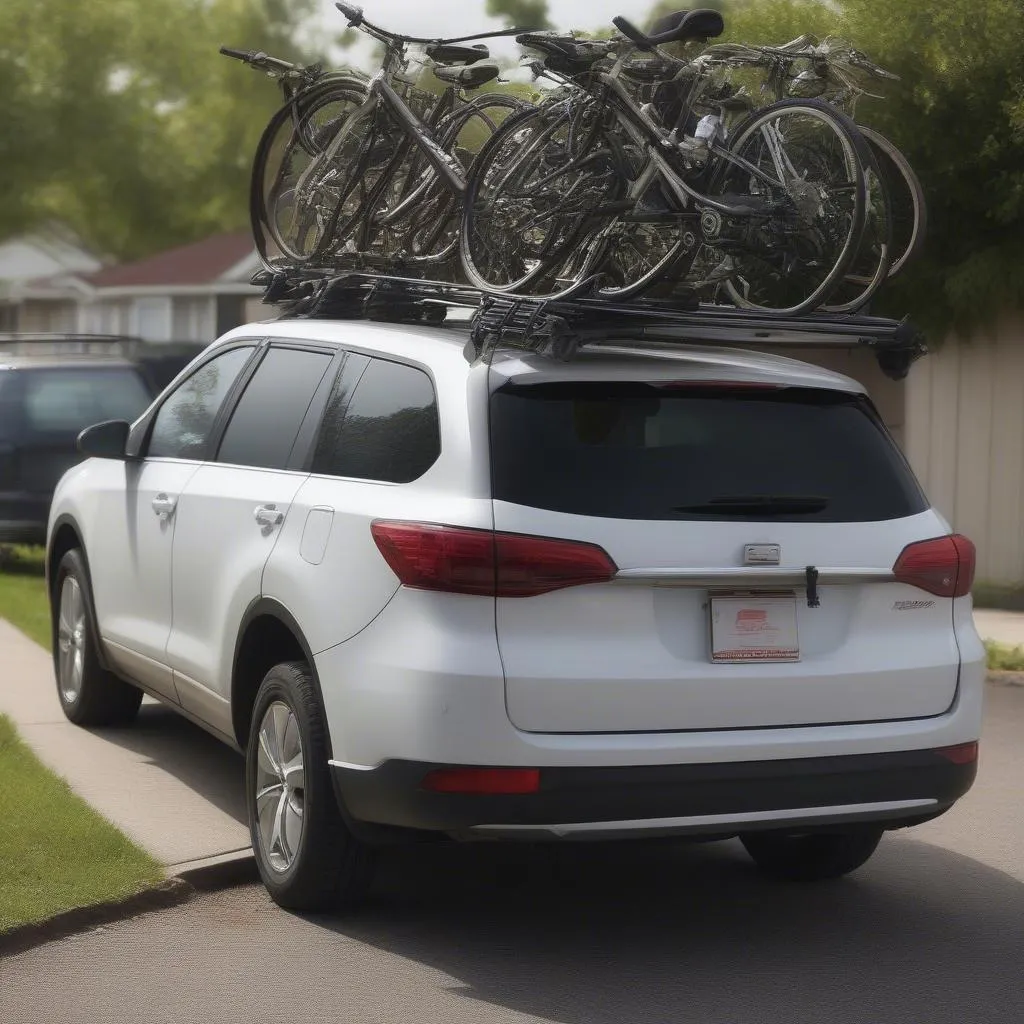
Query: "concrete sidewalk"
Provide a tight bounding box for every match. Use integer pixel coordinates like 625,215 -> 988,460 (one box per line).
973,609 -> 1024,648
0,618 -> 249,871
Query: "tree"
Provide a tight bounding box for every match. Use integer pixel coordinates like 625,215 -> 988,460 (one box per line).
486,0 -> 552,31
0,0 -> 320,259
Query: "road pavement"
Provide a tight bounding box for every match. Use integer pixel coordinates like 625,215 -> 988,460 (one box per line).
2,682 -> 1022,1024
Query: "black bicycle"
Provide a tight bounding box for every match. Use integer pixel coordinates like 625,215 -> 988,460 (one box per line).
461,10 -> 876,313
227,4 -> 530,272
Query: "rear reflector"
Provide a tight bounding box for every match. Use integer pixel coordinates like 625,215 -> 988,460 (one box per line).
935,742 -> 979,765
421,768 -> 541,794
370,521 -> 617,597
893,534 -> 976,598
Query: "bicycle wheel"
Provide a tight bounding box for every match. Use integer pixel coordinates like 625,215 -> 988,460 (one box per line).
858,125 -> 927,278
821,138 -> 892,314
395,93 -> 526,266
460,102 -> 619,298
251,81 -> 369,265
709,98 -> 868,315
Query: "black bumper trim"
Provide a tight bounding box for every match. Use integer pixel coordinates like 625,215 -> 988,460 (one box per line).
331,749 -> 977,836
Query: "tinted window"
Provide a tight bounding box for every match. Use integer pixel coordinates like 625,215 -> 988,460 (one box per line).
312,357 -> 440,483
217,347 -> 332,470
23,368 -> 151,434
490,382 -> 926,522
149,346 -> 253,460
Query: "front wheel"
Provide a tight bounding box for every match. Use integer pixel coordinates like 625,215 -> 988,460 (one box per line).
52,549 -> 142,727
246,662 -> 374,911
741,826 -> 883,882
709,99 -> 869,315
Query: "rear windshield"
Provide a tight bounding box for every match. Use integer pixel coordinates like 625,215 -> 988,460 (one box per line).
489,382 -> 927,522
23,367 -> 151,435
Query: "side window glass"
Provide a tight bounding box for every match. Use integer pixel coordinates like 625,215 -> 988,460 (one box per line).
148,346 -> 254,460
312,357 -> 440,483
217,347 -> 333,470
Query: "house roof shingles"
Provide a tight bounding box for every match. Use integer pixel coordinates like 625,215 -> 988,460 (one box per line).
83,231 -> 254,288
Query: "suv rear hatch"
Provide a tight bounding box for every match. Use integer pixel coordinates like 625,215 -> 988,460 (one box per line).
488,357 -> 968,734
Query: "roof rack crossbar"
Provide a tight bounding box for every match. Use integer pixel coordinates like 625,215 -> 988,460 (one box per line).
253,268 -> 927,380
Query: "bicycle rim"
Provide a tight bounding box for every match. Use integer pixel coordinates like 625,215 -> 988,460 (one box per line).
857,125 -> 927,279
460,103 -> 616,297
712,99 -> 867,315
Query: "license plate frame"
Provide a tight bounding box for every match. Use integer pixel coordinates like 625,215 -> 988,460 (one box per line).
709,592 -> 801,664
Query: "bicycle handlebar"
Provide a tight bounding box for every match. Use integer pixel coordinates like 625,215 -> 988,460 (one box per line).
219,46 -> 300,75
220,46 -> 258,62
612,16 -> 655,50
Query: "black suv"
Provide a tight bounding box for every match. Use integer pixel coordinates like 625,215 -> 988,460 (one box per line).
0,355 -> 153,543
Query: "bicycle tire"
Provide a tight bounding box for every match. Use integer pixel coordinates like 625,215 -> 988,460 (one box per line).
857,125 -> 927,279
821,134 -> 893,314
710,98 -> 869,315
459,102 -> 616,298
250,80 -> 369,266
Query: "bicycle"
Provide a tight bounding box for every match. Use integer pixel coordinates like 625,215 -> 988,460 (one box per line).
700,34 -> 924,312
460,9 -> 876,314
228,4 -> 531,274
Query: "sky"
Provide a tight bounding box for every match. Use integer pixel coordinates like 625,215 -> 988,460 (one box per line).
313,0 -> 661,70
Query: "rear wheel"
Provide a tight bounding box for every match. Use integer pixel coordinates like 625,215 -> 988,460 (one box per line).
741,826 -> 884,882
246,661 -> 374,911
52,549 -> 142,727
710,99 -> 868,315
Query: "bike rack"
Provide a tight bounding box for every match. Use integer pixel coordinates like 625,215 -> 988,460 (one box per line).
253,268 -> 928,380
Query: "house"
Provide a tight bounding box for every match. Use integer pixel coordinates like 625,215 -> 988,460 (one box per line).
1,230 -> 269,342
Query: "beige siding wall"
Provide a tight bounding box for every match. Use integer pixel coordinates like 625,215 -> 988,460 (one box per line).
18,299 -> 76,333
904,316 -> 1024,585
244,296 -> 277,324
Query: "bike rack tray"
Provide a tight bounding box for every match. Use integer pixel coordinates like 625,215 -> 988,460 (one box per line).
254,268 -> 927,381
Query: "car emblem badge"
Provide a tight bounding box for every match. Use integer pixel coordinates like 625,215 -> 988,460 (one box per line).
744,544 -> 781,565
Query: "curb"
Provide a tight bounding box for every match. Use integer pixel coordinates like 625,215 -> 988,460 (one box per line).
0,850 -> 256,959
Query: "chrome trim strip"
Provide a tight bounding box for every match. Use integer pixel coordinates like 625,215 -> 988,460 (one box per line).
469,798 -> 938,838
613,567 -> 894,588
328,759 -> 378,771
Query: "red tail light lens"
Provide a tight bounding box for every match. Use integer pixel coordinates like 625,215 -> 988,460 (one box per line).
893,534 -> 976,598
370,522 -> 617,598
421,768 -> 541,794
936,742 -> 979,765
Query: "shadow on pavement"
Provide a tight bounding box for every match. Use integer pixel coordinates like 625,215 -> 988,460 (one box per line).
93,701 -> 247,826
305,834 -> 1024,1023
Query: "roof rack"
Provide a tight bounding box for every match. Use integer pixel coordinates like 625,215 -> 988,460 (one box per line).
253,269 -> 927,381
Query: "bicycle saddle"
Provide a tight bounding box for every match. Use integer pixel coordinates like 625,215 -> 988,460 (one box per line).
426,42 -> 489,64
516,33 -> 614,73
431,58 -> 501,88
613,9 -> 726,50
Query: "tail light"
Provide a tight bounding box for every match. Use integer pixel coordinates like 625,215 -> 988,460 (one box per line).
893,534 -> 975,598
370,521 -> 617,598
936,742 -> 978,765
421,767 -> 541,794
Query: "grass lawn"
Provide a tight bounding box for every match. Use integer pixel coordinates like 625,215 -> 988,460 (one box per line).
0,714 -> 164,933
0,545 -> 49,649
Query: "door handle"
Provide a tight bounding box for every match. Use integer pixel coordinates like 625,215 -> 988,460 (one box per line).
152,493 -> 177,518
254,504 -> 285,527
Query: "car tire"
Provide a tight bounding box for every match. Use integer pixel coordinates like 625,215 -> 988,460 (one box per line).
740,826 -> 884,882
246,661 -> 375,911
52,549 -> 143,727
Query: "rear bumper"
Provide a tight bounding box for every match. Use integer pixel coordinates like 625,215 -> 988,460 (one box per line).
331,748 -> 977,841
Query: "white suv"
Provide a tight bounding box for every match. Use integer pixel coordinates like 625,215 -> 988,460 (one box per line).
47,315 -> 984,910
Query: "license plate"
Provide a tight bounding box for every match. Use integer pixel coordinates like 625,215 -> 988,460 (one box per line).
710,595 -> 800,663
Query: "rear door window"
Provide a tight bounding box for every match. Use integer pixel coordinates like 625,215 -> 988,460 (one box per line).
489,381 -> 926,522
216,346 -> 333,470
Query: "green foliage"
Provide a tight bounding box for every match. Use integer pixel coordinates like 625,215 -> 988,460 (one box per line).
644,0 -> 1024,334
486,0 -> 552,30
0,0 -> 320,260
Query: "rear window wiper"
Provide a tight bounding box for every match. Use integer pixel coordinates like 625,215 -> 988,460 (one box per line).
672,495 -> 830,516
